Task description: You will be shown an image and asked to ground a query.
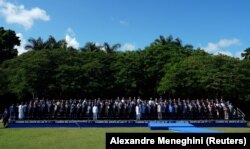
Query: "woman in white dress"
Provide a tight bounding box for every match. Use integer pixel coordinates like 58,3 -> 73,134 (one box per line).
18,103 -> 24,120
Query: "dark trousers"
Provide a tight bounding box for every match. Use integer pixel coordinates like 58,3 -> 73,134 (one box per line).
3,118 -> 8,128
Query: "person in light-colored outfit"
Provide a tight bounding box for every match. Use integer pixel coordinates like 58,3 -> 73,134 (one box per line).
135,104 -> 140,120
92,104 -> 98,121
18,103 -> 24,120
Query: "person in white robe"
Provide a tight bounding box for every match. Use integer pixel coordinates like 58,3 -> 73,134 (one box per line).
136,104 -> 140,120
18,103 -> 24,120
92,105 -> 98,120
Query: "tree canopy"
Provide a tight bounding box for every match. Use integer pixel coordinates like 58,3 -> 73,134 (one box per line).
0,27 -> 20,63
0,33 -> 249,103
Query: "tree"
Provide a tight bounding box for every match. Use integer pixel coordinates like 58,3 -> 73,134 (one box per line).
57,39 -> 67,49
153,35 -> 193,49
173,37 -> 182,47
241,47 -> 250,60
0,34 -> 249,104
102,42 -> 121,53
25,36 -> 68,51
184,44 -> 193,49
44,35 -> 58,49
0,68 -> 8,95
81,42 -> 101,52
0,27 -> 20,63
44,36 -> 69,50
158,54 -> 243,99
113,51 -> 144,96
25,37 -> 45,51
153,35 -> 173,45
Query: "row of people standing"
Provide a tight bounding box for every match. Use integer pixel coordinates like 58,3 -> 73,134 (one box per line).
7,97 -> 243,120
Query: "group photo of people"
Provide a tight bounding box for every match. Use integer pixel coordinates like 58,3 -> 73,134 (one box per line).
4,97 -> 244,121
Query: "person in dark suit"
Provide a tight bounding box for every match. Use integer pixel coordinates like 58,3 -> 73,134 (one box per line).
2,108 -> 9,128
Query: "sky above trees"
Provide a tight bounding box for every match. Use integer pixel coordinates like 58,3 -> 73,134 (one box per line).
0,0 -> 249,57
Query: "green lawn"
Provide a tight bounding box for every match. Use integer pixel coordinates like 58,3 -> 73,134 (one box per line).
0,127 -> 168,149
0,126 -> 250,149
210,127 -> 250,133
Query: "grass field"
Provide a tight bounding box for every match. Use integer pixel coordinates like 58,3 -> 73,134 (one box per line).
1,126 -> 250,149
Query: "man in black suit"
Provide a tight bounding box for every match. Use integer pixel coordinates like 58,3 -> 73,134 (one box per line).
2,108 -> 9,128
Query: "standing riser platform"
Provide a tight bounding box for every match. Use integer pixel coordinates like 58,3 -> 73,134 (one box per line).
7,120 -> 248,128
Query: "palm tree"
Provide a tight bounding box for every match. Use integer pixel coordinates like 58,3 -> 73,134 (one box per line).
166,35 -> 174,44
154,35 -> 185,48
26,36 -> 68,51
44,35 -> 57,49
241,47 -> 250,60
45,36 -> 68,49
81,42 -> 101,52
102,42 -> 121,53
173,37 -> 182,47
57,39 -> 67,49
25,37 -> 45,51
153,35 -> 174,45
184,44 -> 193,49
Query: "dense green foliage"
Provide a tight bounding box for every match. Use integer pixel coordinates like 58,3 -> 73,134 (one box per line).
0,28 -> 249,102
0,27 -> 20,63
